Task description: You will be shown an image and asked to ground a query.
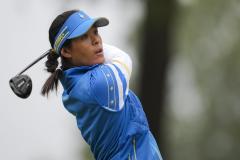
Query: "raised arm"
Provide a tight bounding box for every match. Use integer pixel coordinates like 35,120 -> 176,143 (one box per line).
90,44 -> 132,111
103,43 -> 132,81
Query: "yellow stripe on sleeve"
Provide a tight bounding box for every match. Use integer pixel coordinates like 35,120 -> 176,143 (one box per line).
112,59 -> 131,77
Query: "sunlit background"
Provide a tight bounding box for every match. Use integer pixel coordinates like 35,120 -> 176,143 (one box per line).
1,0 -> 240,160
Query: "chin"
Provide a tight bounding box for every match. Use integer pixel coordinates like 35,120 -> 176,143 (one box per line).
95,56 -> 105,64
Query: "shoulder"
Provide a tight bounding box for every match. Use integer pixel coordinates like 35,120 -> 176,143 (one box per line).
89,64 -> 127,111
61,66 -> 99,104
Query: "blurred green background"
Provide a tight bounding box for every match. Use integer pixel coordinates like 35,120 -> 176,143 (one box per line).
140,0 -> 240,160
1,0 -> 240,159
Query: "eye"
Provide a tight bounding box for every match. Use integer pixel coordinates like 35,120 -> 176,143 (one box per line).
80,34 -> 88,40
94,29 -> 98,35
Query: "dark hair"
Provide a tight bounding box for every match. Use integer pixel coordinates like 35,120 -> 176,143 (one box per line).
41,10 -> 78,96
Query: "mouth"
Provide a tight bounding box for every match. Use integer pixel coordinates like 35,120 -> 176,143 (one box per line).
95,48 -> 103,55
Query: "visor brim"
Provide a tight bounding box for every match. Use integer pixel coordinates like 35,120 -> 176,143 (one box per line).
67,17 -> 109,39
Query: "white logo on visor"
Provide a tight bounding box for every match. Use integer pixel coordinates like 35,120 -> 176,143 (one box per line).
78,14 -> 85,19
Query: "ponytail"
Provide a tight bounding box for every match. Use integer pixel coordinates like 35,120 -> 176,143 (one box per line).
42,10 -> 78,97
41,50 -> 62,96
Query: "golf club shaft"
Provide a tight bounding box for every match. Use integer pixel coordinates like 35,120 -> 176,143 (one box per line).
17,50 -> 50,75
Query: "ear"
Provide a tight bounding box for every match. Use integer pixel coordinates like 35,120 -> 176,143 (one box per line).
61,48 -> 72,58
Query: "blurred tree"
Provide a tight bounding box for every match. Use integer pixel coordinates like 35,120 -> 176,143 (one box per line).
139,0 -> 177,158
164,0 -> 240,160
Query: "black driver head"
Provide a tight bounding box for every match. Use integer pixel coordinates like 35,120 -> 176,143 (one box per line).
9,75 -> 32,99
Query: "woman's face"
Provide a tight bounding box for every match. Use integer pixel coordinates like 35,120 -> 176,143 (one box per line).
61,26 -> 104,66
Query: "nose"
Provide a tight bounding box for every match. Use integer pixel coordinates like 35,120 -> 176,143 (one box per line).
91,34 -> 100,46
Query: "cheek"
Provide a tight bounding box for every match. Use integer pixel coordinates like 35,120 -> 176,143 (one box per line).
70,41 -> 104,66
71,47 -> 94,65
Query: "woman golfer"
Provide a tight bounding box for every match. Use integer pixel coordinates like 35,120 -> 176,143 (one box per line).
42,9 -> 163,160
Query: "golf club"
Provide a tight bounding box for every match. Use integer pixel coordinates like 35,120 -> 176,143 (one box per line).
9,50 -> 50,98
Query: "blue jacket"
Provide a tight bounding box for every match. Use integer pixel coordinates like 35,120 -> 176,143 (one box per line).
60,44 -> 162,160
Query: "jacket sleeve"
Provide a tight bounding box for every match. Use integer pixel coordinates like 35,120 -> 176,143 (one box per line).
103,43 -> 132,83
90,45 -> 132,111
